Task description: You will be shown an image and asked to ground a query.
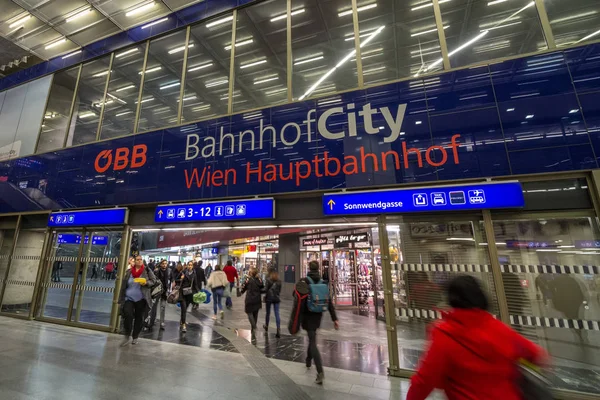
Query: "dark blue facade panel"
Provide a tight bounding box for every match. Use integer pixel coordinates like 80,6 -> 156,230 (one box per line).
1,44 -> 600,215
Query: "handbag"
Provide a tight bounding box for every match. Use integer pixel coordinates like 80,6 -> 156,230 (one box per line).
167,286 -> 180,304
182,287 -> 193,296
223,284 -> 231,299
151,281 -> 163,300
518,359 -> 554,400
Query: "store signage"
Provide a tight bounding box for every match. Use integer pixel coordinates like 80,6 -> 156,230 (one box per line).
48,208 -> 127,227
302,238 -> 328,246
505,240 -> 554,249
154,198 -> 275,223
334,232 -> 369,248
246,245 -> 257,252
323,181 -> 524,216
57,234 -> 109,245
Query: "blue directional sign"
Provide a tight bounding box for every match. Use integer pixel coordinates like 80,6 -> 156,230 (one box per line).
57,234 -> 109,245
48,208 -> 127,227
155,198 -> 275,223
323,182 -> 524,216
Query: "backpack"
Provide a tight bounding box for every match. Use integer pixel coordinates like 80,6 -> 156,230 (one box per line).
306,276 -> 330,313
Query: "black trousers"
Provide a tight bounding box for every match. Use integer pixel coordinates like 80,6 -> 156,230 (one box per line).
247,310 -> 259,330
180,294 -> 193,324
306,330 -> 323,374
123,300 -> 146,340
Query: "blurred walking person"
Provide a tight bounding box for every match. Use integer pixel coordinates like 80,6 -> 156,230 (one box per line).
173,261 -> 199,333
207,265 -> 229,319
192,260 -> 206,310
223,260 -> 239,309
263,269 -> 282,338
149,259 -> 170,330
295,261 -> 338,384
241,268 -> 264,337
407,275 -> 546,400
118,255 -> 156,346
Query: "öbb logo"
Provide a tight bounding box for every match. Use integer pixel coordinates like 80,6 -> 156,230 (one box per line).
94,145 -> 147,173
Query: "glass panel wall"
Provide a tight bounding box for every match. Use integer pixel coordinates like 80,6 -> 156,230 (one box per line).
291,0 -> 358,100
36,67 -> 80,154
100,44 -> 148,140
66,56 -> 113,147
0,227 -> 17,301
182,13 -> 234,123
545,0 -> 600,47
233,0 -> 289,112
438,0 -> 547,69
492,215 -> 600,393
1,228 -> 45,315
385,215 -> 498,370
137,30 -> 188,132
358,0 -> 443,84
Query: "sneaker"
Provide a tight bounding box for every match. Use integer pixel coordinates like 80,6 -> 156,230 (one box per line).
160,323 -> 165,330
316,373 -> 324,385
220,310 -> 224,319
276,329 -> 281,338
306,359 -> 312,369
120,337 -> 130,347
181,324 -> 187,333
226,305 -> 232,310
132,339 -> 138,345
212,315 -> 217,320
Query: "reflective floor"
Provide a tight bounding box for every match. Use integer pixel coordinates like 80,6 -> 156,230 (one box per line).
0,316 -> 442,400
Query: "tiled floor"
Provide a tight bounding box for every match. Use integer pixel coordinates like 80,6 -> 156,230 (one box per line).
0,316 -> 440,400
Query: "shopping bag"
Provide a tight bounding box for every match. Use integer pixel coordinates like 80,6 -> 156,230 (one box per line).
223,284 -> 231,298
518,360 -> 555,400
193,291 -> 207,304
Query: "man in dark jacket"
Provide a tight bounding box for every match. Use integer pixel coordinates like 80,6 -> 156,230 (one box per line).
193,260 -> 206,310
296,261 -> 338,384
149,259 -> 170,330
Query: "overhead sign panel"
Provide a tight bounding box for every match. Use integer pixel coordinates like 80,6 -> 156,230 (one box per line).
155,198 -> 275,223
48,208 -> 127,227
323,182 -> 524,216
57,234 -> 109,246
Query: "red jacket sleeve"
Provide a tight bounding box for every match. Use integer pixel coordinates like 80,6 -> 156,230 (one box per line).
511,328 -> 547,365
407,327 -> 449,400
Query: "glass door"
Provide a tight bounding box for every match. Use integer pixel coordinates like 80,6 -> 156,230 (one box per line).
39,229 -> 85,321
38,227 -> 122,327
71,228 -> 122,326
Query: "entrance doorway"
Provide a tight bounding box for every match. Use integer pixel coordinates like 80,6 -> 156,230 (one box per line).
37,226 -> 123,328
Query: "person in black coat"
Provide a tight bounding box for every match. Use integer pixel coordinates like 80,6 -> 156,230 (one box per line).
263,269 -> 282,338
149,259 -> 170,330
241,267 -> 264,336
295,261 -> 338,384
174,261 -> 200,333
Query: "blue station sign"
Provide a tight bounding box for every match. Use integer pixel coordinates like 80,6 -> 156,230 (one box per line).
48,208 -> 127,227
155,198 -> 275,223
57,234 -> 109,246
323,182 -> 524,216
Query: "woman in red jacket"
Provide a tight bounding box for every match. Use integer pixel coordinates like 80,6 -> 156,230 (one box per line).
407,275 -> 546,400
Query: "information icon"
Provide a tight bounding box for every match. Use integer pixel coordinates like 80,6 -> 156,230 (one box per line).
215,206 -> 224,217
225,206 -> 235,216
68,215 -> 75,223
236,204 -> 246,216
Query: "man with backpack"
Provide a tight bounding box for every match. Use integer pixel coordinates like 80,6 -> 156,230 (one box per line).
291,260 -> 339,384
